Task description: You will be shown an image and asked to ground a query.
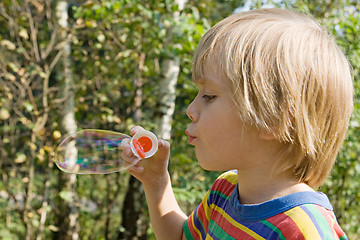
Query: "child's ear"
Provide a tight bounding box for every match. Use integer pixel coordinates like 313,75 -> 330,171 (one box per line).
259,116 -> 292,141
259,130 -> 278,140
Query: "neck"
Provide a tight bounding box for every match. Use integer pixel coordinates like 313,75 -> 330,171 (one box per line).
236,168 -> 314,205
233,128 -> 314,204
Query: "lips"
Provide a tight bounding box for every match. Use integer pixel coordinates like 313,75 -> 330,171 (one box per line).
185,129 -> 196,145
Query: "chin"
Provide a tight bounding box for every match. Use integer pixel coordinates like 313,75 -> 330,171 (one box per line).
197,159 -> 213,171
196,153 -> 232,171
198,161 -> 230,172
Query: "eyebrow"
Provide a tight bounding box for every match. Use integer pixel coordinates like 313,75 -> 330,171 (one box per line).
194,77 -> 220,92
193,77 -> 205,85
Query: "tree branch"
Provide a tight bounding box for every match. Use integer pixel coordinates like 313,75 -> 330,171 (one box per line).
24,0 -> 41,63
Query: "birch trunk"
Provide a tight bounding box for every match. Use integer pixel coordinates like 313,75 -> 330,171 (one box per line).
155,0 -> 187,140
119,1 -> 186,238
156,58 -> 180,139
55,2 -> 80,239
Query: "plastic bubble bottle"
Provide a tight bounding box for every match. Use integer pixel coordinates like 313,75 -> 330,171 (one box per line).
54,129 -> 158,174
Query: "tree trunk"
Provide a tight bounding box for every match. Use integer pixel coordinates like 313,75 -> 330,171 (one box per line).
54,2 -> 80,239
155,58 -> 180,140
118,176 -> 147,240
118,1 -> 187,239
118,53 -> 148,240
36,143 -> 54,240
155,0 -> 186,140
23,132 -> 37,240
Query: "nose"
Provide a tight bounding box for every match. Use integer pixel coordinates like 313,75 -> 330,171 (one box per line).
186,98 -> 199,122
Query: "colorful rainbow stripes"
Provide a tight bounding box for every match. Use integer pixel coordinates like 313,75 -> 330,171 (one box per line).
184,171 -> 347,240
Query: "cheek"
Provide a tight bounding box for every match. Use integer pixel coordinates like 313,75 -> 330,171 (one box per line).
201,123 -> 235,155
207,121 -> 245,156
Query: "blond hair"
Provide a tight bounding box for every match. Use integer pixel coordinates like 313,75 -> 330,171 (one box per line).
193,8 -> 354,188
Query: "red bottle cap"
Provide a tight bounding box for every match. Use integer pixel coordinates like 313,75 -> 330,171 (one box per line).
130,131 -> 158,159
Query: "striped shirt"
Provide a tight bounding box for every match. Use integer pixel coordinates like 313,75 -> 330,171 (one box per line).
184,171 -> 347,240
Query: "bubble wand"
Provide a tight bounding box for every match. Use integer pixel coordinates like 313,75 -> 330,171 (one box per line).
54,129 -> 158,174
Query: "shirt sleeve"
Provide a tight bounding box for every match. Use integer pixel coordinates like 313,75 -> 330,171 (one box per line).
183,190 -> 211,240
183,171 -> 238,240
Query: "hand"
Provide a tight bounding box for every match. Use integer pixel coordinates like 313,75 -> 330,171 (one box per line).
121,126 -> 187,240
121,126 -> 170,186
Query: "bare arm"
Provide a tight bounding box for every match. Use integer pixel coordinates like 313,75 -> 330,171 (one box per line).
142,172 -> 187,240
122,126 -> 187,240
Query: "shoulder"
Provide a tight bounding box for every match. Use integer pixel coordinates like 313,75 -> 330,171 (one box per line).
268,202 -> 348,239
210,171 -> 238,195
216,170 -> 238,181
205,171 -> 238,206
212,170 -> 238,188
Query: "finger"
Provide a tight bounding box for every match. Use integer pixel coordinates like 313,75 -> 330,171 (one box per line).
119,138 -> 130,150
119,139 -> 134,157
120,143 -> 133,156
121,153 -> 140,169
130,126 -> 145,136
119,140 -> 141,168
155,139 -> 170,159
120,149 -> 138,164
158,139 -> 170,150
124,158 -> 140,169
127,164 -> 144,173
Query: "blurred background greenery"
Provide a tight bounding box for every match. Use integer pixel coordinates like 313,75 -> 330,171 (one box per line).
0,0 -> 359,239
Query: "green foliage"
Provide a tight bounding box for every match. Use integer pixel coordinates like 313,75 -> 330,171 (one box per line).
0,0 -> 359,239
324,13 -> 360,238
284,1 -> 360,238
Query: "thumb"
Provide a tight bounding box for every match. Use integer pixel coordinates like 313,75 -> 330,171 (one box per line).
153,139 -> 170,160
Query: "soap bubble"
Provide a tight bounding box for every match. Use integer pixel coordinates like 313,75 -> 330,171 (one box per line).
55,129 -> 157,174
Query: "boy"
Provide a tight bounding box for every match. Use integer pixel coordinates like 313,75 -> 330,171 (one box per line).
123,8 -> 353,239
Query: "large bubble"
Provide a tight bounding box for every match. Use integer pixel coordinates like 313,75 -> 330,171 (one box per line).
55,129 -> 157,174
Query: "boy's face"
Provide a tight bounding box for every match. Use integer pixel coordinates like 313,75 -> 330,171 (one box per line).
186,57 -> 261,172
